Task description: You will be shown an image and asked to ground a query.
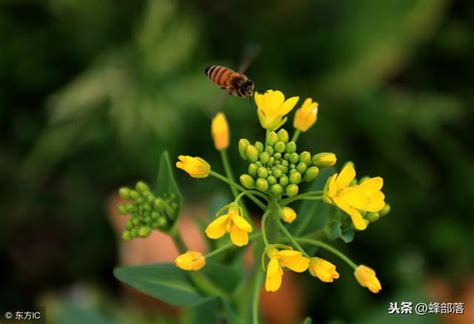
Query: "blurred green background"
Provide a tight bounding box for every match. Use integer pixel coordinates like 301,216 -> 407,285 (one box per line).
1,0 -> 473,323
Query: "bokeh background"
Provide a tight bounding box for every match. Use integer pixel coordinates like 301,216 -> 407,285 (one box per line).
1,0 -> 473,323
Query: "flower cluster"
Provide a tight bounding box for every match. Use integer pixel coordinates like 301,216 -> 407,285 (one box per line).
117,181 -> 178,239
238,129 -> 335,197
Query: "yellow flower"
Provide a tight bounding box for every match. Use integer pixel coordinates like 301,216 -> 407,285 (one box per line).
176,155 -> 211,178
205,203 -> 252,246
293,98 -> 318,132
265,247 -> 310,292
175,251 -> 206,271
211,112 -> 229,151
254,90 -> 299,130
354,265 -> 382,293
308,257 -> 340,282
324,163 -> 385,230
281,207 -> 297,224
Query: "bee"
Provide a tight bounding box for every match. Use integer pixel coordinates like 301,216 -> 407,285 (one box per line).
205,65 -> 255,98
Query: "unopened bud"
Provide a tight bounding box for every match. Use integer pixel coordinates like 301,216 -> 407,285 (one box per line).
366,212 -> 380,222
248,163 -> 258,177
136,181 -> 149,193
240,174 -> 255,189
119,187 -> 131,199
138,226 -> 152,237
265,146 -> 274,155
129,190 -> 140,200
286,141 -> 297,153
122,231 -> 132,240
296,162 -> 307,174
260,152 -> 270,164
267,131 -> 279,146
312,152 -> 337,167
257,167 -> 269,178
256,178 -> 269,192
304,166 -> 320,181
267,176 -> 277,185
286,184 -> 299,197
380,204 -> 391,216
289,153 -> 299,164
246,145 -> 259,162
238,139 -> 250,160
274,141 -> 286,153
289,172 -> 302,184
300,151 -> 312,165
255,141 -> 264,152
281,207 -> 297,223
277,129 -> 289,143
270,184 -> 283,195
279,176 -> 289,187
118,205 -> 128,215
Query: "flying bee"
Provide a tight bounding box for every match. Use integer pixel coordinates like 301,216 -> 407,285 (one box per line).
205,65 -> 255,98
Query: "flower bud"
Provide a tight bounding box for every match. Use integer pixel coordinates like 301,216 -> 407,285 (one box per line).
122,231 -> 132,240
239,139 -> 250,160
175,251 -> 206,271
380,204 -> 391,217
240,174 -> 255,189
135,181 -> 149,193
246,145 -> 259,162
118,205 -> 128,215
294,98 -> 318,132
270,184 -> 283,195
211,112 -> 230,150
281,206 -> 297,223
257,167 -> 269,178
300,151 -> 312,165
286,141 -> 297,153
289,153 -> 299,164
309,257 -> 339,282
256,178 -> 269,192
366,212 -> 380,222
277,129 -> 289,143
248,163 -> 258,177
265,146 -> 274,155
119,187 -> 131,199
267,131 -> 279,146
296,162 -> 307,174
138,226 -> 152,237
267,175 -> 277,185
274,141 -> 286,153
273,152 -> 282,160
286,184 -> 299,197
176,156 -> 211,178
129,190 -> 140,200
260,152 -> 270,164
289,172 -> 301,184
304,166 -> 320,181
255,141 -> 264,152
272,168 -> 282,178
279,176 -> 289,187
354,265 -> 382,293
125,204 -> 135,213
312,152 -> 337,167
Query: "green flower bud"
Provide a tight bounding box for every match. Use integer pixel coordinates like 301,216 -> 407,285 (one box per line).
289,172 -> 302,184
300,151 -> 312,165
151,212 -> 159,219
289,163 -> 296,169
136,181 -> 149,193
268,157 -> 274,166
136,197 -> 144,205
274,141 -> 286,153
256,178 -> 269,192
296,162 -> 307,174
265,146 -> 274,155
279,176 -> 289,187
256,161 -> 263,167
130,228 -> 139,238
286,141 -> 297,153
267,175 -> 277,185
304,166 -> 320,181
289,153 -> 299,164
132,217 -> 140,226
312,152 -> 337,167
273,168 -> 283,178
255,141 -> 264,152
126,221 -> 133,230
246,145 -> 259,162
129,190 -> 140,200
118,205 -> 128,215
270,184 -> 283,195
122,231 -> 132,240
248,163 -> 258,177
273,152 -> 282,160
125,204 -> 135,213
154,217 -> 168,228
145,193 -> 155,203
282,160 -> 289,167
280,166 -> 288,174
267,131 -> 279,146
380,204 -> 391,216
274,160 -> 281,166
138,226 -> 151,237
119,187 -> 131,199
366,212 -> 380,222
257,167 -> 269,178
239,139 -> 250,160
240,174 -> 255,189
277,129 -> 289,143
286,184 -> 299,197
260,152 -> 270,164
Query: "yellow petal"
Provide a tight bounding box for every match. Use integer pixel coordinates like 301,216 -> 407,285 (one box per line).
359,177 -> 383,195
265,257 -> 283,292
230,225 -> 249,246
354,265 -> 382,293
254,91 -> 265,109
280,96 -> 299,116
309,257 -> 339,282
333,196 -> 367,230
336,163 -> 356,189
278,251 -> 309,273
175,251 -> 206,271
342,187 -> 367,210
326,174 -> 338,199
231,214 -> 252,232
205,215 -> 229,239
366,191 -> 385,212
265,90 -> 285,113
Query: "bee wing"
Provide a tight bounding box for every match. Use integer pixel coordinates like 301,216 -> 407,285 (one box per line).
238,41 -> 262,74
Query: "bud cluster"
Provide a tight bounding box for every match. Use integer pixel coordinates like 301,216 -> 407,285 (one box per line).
238,129 -> 335,197
117,181 -> 178,240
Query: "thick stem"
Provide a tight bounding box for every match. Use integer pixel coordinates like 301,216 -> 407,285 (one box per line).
295,238 -> 357,269
252,269 -> 264,324
291,130 -> 301,142
277,221 -> 309,257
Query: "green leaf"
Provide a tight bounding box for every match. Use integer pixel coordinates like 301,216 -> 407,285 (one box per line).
156,151 -> 183,222
201,260 -> 242,293
185,299 -> 220,324
302,317 -> 312,324
114,263 -> 211,306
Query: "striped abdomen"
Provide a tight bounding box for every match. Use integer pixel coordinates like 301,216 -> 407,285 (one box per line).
205,65 -> 234,87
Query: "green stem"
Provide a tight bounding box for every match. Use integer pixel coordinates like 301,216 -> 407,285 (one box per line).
235,190 -> 269,203
205,233 -> 262,258
281,193 -> 323,206
291,130 -> 301,142
210,171 -> 267,210
252,269 -> 264,324
260,210 -> 271,246
277,221 -> 309,257
295,238 -> 357,269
